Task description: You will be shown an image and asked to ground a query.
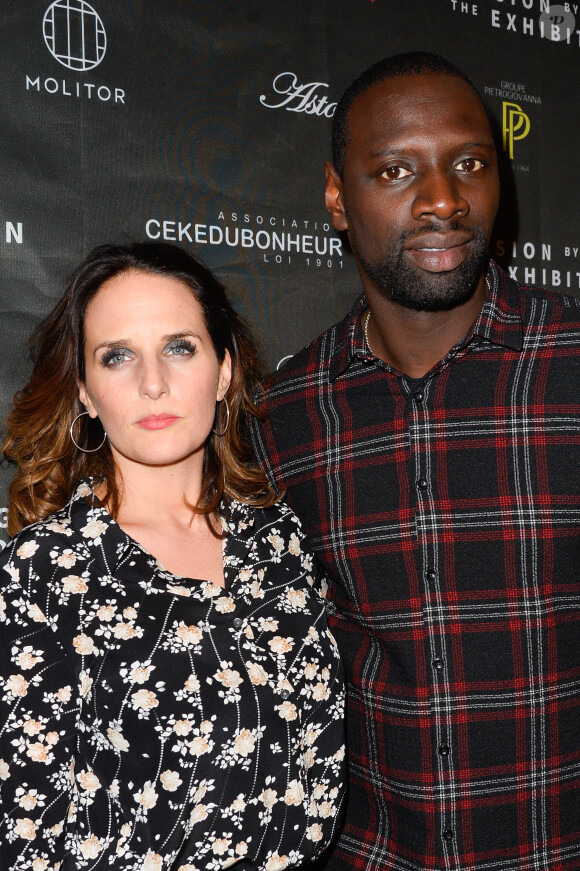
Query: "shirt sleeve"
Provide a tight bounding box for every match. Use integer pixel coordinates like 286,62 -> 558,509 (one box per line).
248,395 -> 284,493
0,545 -> 79,869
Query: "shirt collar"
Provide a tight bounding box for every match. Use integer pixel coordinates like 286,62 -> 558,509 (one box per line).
68,480 -> 134,575
328,293 -> 370,381
328,260 -> 523,381
469,260 -> 524,351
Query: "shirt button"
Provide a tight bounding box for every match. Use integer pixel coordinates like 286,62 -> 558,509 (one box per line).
233,617 -> 243,629
417,478 -> 428,491
425,569 -> 437,583
433,658 -> 444,671
443,829 -> 454,841
280,689 -> 290,700
438,744 -> 450,756
413,391 -> 424,403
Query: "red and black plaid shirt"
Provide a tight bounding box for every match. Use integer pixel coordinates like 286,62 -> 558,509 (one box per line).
250,262 -> 580,871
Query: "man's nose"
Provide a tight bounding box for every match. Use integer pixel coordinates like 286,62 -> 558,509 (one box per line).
412,168 -> 469,222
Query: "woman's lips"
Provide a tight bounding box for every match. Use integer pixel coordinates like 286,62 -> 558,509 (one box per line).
136,414 -> 180,430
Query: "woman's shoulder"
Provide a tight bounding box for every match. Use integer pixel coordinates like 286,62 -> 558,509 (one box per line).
0,494 -> 87,577
225,497 -> 308,545
233,496 -> 303,528
225,497 -> 325,586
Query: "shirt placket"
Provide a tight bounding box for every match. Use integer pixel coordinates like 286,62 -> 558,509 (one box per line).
407,373 -> 459,867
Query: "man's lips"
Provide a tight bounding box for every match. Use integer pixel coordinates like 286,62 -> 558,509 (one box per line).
136,414 -> 180,430
404,233 -> 473,273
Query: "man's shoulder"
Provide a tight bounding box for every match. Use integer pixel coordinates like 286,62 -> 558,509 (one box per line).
259,305 -> 357,406
508,273 -> 580,322
514,284 -> 580,361
488,264 -> 580,354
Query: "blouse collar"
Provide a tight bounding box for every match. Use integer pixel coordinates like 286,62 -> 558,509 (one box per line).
66,479 -> 257,581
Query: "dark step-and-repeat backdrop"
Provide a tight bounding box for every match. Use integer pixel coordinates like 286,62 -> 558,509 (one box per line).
0,0 -> 578,542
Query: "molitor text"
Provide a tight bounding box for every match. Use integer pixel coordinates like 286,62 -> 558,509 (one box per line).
26,75 -> 125,102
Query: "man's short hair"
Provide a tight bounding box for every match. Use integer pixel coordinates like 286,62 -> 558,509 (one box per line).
331,51 -> 483,178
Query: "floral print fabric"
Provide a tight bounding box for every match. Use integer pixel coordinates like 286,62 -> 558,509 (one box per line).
0,482 -> 345,870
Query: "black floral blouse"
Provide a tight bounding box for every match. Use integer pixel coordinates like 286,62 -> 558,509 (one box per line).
0,481 -> 346,870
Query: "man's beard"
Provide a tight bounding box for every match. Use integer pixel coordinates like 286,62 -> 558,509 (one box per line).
354,223 -> 489,312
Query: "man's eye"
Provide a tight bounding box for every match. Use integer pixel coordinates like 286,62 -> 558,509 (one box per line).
456,158 -> 485,172
381,166 -> 412,180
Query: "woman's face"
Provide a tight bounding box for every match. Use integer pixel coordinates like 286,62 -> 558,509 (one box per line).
78,269 -> 231,478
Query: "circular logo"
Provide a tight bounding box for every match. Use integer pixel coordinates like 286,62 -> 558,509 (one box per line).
43,0 -> 106,71
539,5 -> 576,41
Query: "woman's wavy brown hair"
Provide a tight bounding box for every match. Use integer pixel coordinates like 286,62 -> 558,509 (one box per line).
3,241 -> 277,536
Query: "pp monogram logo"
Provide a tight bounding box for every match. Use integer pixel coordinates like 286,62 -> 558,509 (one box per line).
502,102 -> 530,159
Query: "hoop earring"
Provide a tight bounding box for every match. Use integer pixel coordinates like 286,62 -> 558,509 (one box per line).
70,411 -> 107,453
212,397 -> 230,437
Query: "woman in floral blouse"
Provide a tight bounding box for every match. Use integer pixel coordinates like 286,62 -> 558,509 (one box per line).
0,242 -> 345,870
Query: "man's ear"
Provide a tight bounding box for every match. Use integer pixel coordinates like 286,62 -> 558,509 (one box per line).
324,162 -> 348,232
77,382 -> 98,418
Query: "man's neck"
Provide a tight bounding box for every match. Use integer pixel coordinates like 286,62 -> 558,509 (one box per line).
363,276 -> 488,379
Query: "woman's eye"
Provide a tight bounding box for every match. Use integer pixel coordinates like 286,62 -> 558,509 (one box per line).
165,340 -> 196,357
101,349 -> 131,367
456,157 -> 485,172
382,166 -> 412,180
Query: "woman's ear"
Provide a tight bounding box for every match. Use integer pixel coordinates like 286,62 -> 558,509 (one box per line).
77,382 -> 98,419
217,350 -> 232,401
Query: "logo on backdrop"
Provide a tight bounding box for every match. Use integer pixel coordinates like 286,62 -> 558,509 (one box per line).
0,507 -> 7,549
502,102 -> 531,159
2,222 -> 23,245
43,0 -> 106,71
448,0 -> 579,47
539,4 -> 576,41
483,79 -> 539,163
24,1 -> 124,104
145,209 -> 344,270
494,237 -> 580,292
260,72 -> 337,118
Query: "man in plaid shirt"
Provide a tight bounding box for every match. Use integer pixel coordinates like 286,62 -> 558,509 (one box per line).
250,53 -> 580,870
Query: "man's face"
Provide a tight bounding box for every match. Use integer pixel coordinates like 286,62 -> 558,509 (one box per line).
325,72 -> 500,311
